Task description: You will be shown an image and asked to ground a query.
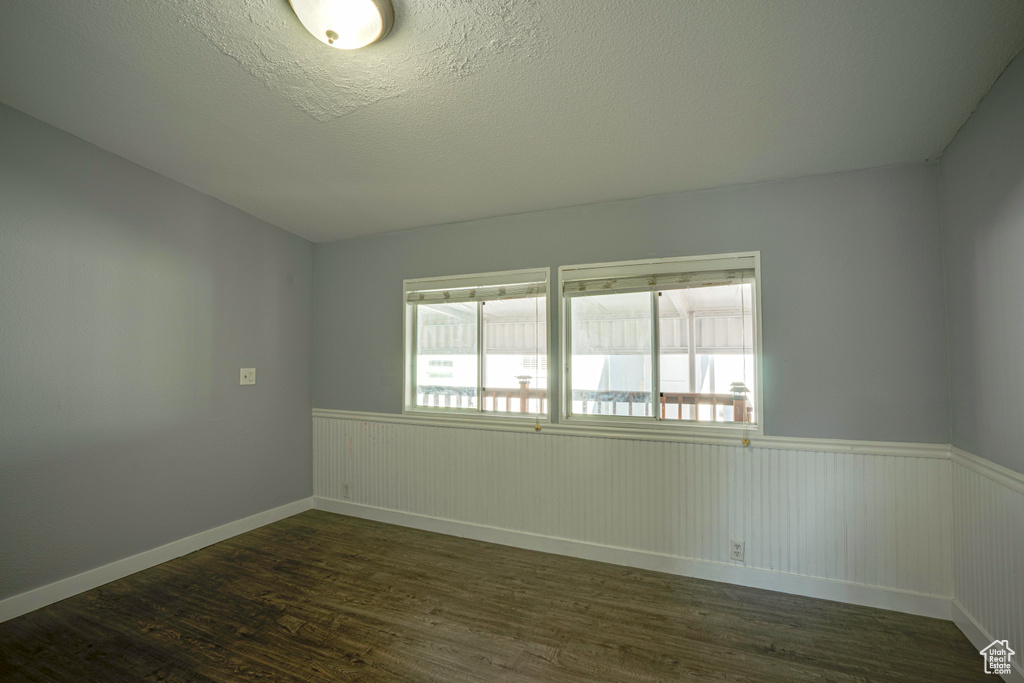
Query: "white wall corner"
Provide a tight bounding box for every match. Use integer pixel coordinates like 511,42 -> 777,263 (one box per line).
949,447 -> 1024,683
952,600 -> 1024,683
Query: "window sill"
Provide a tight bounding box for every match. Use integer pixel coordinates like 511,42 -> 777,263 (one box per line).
378,408 -> 759,445
400,408 -> 551,429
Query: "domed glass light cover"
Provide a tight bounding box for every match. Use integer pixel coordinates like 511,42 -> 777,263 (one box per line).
288,0 -> 395,50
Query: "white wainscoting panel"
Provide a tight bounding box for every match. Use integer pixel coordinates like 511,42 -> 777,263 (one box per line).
313,414 -> 954,610
952,449 -> 1024,681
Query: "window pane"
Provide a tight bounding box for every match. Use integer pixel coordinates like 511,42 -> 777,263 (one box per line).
570,292 -> 653,416
657,283 -> 755,423
415,302 -> 477,409
482,296 -> 547,414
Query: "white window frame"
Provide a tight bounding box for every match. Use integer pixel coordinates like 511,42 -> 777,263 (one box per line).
558,251 -> 764,436
403,267 -> 552,423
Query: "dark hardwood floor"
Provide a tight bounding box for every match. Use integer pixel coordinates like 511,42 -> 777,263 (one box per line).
0,510 -> 987,682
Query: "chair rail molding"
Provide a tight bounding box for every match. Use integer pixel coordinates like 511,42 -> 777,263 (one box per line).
950,446 -> 1024,495
312,408 -> 951,458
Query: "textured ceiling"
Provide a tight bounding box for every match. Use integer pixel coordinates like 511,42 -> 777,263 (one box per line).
1,1 -> 1023,243
178,0 -> 550,122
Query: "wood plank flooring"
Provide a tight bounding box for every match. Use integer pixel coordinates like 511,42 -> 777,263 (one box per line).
0,510 -> 987,681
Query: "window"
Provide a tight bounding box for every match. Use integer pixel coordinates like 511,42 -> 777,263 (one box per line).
404,268 -> 549,418
560,253 -> 760,428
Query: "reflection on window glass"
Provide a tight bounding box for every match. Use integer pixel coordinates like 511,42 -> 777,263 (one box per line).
415,302 -> 477,409
570,292 -> 652,416
657,283 -> 755,423
482,297 -> 548,414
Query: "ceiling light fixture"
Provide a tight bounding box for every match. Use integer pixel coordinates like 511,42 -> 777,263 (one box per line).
288,0 -> 394,50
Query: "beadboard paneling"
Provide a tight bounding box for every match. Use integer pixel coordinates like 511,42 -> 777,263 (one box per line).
313,415 -> 954,600
952,452 -> 1024,680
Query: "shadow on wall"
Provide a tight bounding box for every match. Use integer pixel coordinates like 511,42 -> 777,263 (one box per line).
940,50 -> 1024,471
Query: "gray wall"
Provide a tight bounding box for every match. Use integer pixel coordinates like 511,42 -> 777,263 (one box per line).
0,105 -> 314,599
940,53 -> 1024,474
315,163 -> 950,444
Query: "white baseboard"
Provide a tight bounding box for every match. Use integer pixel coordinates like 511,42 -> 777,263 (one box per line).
0,497 -> 314,623
1,492 -> 994,676
312,497 -> 951,621
952,599 -> 1024,683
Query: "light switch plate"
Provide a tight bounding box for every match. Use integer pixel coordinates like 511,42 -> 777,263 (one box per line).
240,368 -> 256,385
